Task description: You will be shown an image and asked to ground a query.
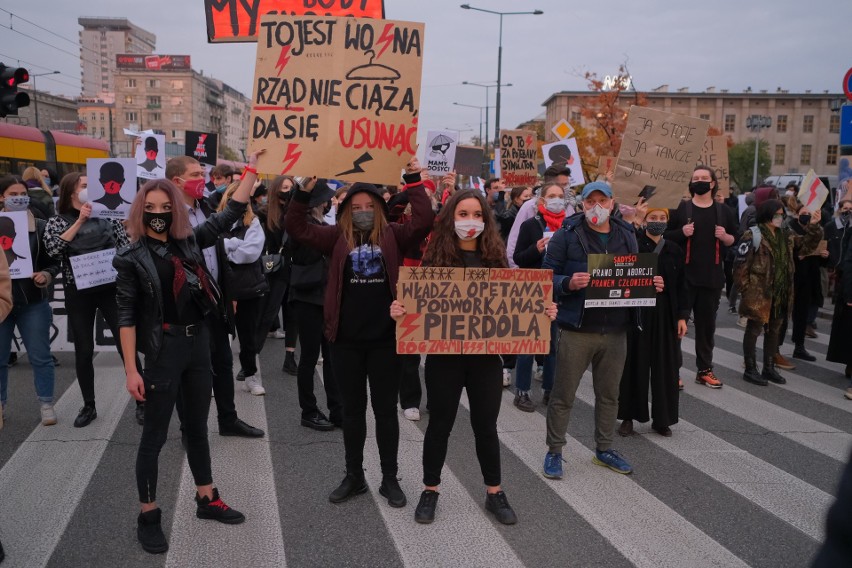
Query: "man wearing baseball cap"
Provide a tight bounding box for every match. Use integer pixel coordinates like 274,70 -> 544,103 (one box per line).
541,181 -> 664,479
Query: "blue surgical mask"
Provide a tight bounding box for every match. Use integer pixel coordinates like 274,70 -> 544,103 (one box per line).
215,184 -> 227,193
43,177 -> 51,186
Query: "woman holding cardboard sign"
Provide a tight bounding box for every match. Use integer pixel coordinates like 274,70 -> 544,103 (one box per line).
284,157 -> 434,509
390,189 -> 558,526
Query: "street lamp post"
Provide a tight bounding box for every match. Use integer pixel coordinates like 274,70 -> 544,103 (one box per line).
453,102 -> 491,147
746,114 -> 772,188
460,5 -> 542,150
29,71 -> 60,130
462,81 -> 510,154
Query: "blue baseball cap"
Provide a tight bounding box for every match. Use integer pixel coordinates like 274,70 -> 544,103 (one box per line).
580,181 -> 613,199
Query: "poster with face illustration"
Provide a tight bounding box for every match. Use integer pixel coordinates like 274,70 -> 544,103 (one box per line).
0,211 -> 32,279
542,138 -> 585,187
86,158 -> 138,219
134,133 -> 166,180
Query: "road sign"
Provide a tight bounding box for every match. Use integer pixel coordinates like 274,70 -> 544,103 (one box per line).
841,105 -> 852,146
844,67 -> 852,101
551,119 -> 575,140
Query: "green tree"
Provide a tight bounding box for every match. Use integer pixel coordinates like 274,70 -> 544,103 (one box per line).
220,144 -> 240,161
728,139 -> 771,191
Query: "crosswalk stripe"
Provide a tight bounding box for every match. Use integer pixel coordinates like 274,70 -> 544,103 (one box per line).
0,353 -> 129,568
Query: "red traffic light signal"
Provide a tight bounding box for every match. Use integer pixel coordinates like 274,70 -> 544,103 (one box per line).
0,63 -> 30,117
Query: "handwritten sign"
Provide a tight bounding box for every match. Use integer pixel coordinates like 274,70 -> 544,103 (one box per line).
86,158 -> 137,220
797,169 -> 830,211
454,145 -> 485,177
205,0 -> 385,43
613,106 -> 709,207
0,211 -> 32,279
598,155 -> 616,176
542,138 -> 585,187
248,15 -> 424,186
696,135 -> 731,198
424,129 -> 459,176
585,253 -> 658,307
69,249 -> 118,290
396,267 -> 552,355
134,133 -> 166,180
185,131 -> 219,167
499,129 -> 538,186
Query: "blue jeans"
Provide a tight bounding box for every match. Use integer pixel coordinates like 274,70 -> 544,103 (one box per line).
515,322 -> 557,393
0,299 -> 55,404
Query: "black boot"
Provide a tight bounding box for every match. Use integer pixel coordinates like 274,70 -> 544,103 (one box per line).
329,471 -> 368,503
742,354 -> 767,386
762,359 -> 786,384
195,488 -> 246,524
137,508 -> 169,554
792,344 -> 817,362
282,351 -> 298,375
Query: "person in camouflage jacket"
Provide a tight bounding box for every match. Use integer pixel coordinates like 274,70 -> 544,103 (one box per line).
734,198 -> 823,386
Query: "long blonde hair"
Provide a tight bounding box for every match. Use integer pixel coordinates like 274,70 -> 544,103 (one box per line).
217,181 -> 255,227
337,192 -> 387,250
22,167 -> 50,193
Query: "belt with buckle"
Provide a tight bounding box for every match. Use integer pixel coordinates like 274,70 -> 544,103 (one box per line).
162,323 -> 199,337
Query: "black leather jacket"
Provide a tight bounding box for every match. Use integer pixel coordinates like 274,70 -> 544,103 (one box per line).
113,199 -> 247,362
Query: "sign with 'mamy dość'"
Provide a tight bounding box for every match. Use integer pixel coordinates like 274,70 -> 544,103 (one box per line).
249,15 -> 424,185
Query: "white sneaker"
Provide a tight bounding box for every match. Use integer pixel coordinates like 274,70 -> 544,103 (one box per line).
245,375 -> 266,396
845,388 -> 852,401
40,403 -> 57,426
267,330 -> 286,339
502,369 -> 512,387
403,407 -> 420,421
534,365 -> 543,382
736,317 -> 747,328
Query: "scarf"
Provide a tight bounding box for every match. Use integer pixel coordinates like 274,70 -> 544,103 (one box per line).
759,224 -> 790,318
171,256 -> 216,314
538,203 -> 566,232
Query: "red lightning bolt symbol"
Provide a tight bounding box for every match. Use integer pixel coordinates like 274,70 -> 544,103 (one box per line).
280,143 -> 301,174
398,313 -> 420,340
806,178 -> 820,206
275,45 -> 291,76
376,23 -> 394,59
526,135 -> 533,146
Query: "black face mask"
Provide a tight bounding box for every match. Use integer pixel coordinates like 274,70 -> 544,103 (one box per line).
143,211 -> 172,234
798,214 -> 811,226
689,181 -> 713,196
645,221 -> 667,236
279,191 -> 291,201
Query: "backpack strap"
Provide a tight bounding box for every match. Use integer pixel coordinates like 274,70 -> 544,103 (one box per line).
653,237 -> 666,255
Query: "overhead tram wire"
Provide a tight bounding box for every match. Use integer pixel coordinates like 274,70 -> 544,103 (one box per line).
0,53 -> 80,84
0,8 -> 103,61
0,22 -> 103,70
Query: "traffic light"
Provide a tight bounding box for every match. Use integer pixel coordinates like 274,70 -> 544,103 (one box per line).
0,64 -> 30,118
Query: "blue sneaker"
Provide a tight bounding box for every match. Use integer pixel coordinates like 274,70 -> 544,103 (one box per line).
593,449 -> 633,474
543,452 -> 564,479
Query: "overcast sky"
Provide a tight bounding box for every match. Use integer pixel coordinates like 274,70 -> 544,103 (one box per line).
1,0 -> 847,148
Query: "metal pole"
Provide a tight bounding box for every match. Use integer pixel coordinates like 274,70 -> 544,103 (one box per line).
494,14 -> 503,150
108,107 -> 114,156
32,75 -> 39,129
478,107 -> 483,147
752,131 -> 759,188
484,87 -> 489,156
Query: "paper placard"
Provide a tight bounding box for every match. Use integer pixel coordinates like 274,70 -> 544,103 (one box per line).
797,169 -> 830,212
248,15 -> 424,186
598,155 -> 617,176
0,211 -> 32,279
499,130 -> 538,186
86,158 -> 138,219
613,106 -> 709,207
424,129 -> 459,176
584,253 -> 658,307
542,138 -> 585,187
454,146 -> 485,177
135,133 -> 166,180
696,135 -> 731,198
185,131 -> 219,167
69,249 -> 118,290
396,267 -> 552,355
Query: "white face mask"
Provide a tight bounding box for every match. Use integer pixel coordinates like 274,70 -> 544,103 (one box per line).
771,216 -> 784,228
3,195 -> 30,212
77,188 -> 90,204
584,204 -> 610,227
454,219 -> 485,241
544,197 -> 565,214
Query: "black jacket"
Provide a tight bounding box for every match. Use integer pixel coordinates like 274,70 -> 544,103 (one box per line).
113,199 -> 247,362
11,214 -> 61,305
514,214 -> 547,269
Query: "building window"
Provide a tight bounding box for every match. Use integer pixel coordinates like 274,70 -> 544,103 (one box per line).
149,112 -> 161,123
91,127 -> 96,136
801,144 -> 812,165
828,145 -> 838,166
171,80 -> 184,90
100,113 -> 105,121
90,112 -> 96,121
148,79 -> 160,88
147,96 -> 161,108
172,113 -> 183,123
830,114 -> 840,134
803,115 -> 814,133
776,115 -> 787,133
124,96 -> 133,104
774,144 -> 785,165
699,114 -> 710,121
100,127 -> 105,137
570,111 -> 581,123
125,79 -> 136,88
125,112 -> 137,122
724,114 -> 735,132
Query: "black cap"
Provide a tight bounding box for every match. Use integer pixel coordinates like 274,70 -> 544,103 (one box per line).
308,179 -> 336,208
337,182 -> 389,218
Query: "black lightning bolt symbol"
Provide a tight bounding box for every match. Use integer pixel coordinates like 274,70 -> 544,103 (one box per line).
336,152 -> 374,176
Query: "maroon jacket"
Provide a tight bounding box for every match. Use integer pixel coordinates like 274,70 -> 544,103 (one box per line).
284,173 -> 435,342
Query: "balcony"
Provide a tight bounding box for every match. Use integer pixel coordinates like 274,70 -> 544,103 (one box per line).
206,93 -> 225,108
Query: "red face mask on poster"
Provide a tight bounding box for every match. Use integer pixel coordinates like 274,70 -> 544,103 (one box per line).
0,236 -> 13,251
180,178 -> 206,200
102,180 -> 122,195
146,150 -> 157,161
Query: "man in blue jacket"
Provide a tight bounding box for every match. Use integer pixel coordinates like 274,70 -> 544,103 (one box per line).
541,181 -> 663,479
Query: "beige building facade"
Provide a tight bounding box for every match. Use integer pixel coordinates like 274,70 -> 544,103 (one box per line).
78,17 -> 156,98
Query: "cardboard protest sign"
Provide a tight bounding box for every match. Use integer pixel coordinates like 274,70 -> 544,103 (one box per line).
185,131 -> 219,167
205,0 -> 385,43
69,249 -> 118,290
613,106 -> 709,207
598,155 -> 616,176
696,135 -> 731,198
396,267 -> 553,355
499,130 -> 538,186
0,211 -> 32,279
134,133 -> 166,180
454,146 -> 485,176
86,158 -> 137,220
798,169 -> 830,211
424,129 -> 459,176
542,138 -> 585,187
248,15 -> 424,186
585,253 -> 658,307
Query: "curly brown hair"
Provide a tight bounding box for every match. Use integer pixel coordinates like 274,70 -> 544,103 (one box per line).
422,189 -> 507,268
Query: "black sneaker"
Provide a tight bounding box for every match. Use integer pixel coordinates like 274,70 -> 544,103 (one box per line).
792,347 -> 817,362
195,488 -> 245,524
236,369 -> 246,381
219,418 -> 264,438
282,352 -> 298,375
135,403 -> 145,426
137,508 -> 169,554
73,405 -> 97,428
8,352 -> 17,367
329,472 -> 368,503
379,477 -> 406,508
485,491 -> 517,525
414,490 -> 439,524
301,413 -> 335,431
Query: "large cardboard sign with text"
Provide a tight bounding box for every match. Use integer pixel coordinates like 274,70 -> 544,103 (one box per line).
248,15 -> 424,185
396,267 -> 552,355
499,130 -> 538,186
696,135 -> 731,198
613,106 -> 709,207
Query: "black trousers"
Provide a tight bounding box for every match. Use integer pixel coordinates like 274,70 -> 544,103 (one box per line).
791,269 -> 814,346
744,313 -> 785,368
65,284 -> 139,405
293,301 -> 341,421
235,296 -> 263,376
398,354 -> 422,409
422,354 -> 503,487
686,286 -> 720,372
330,343 -> 399,477
137,326 -> 213,503
255,276 -> 298,354
207,315 -> 238,427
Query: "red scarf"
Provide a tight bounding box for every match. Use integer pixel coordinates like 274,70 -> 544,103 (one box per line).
538,203 -> 566,232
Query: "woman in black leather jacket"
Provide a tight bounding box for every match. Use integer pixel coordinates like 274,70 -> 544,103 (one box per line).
112,150 -> 262,555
